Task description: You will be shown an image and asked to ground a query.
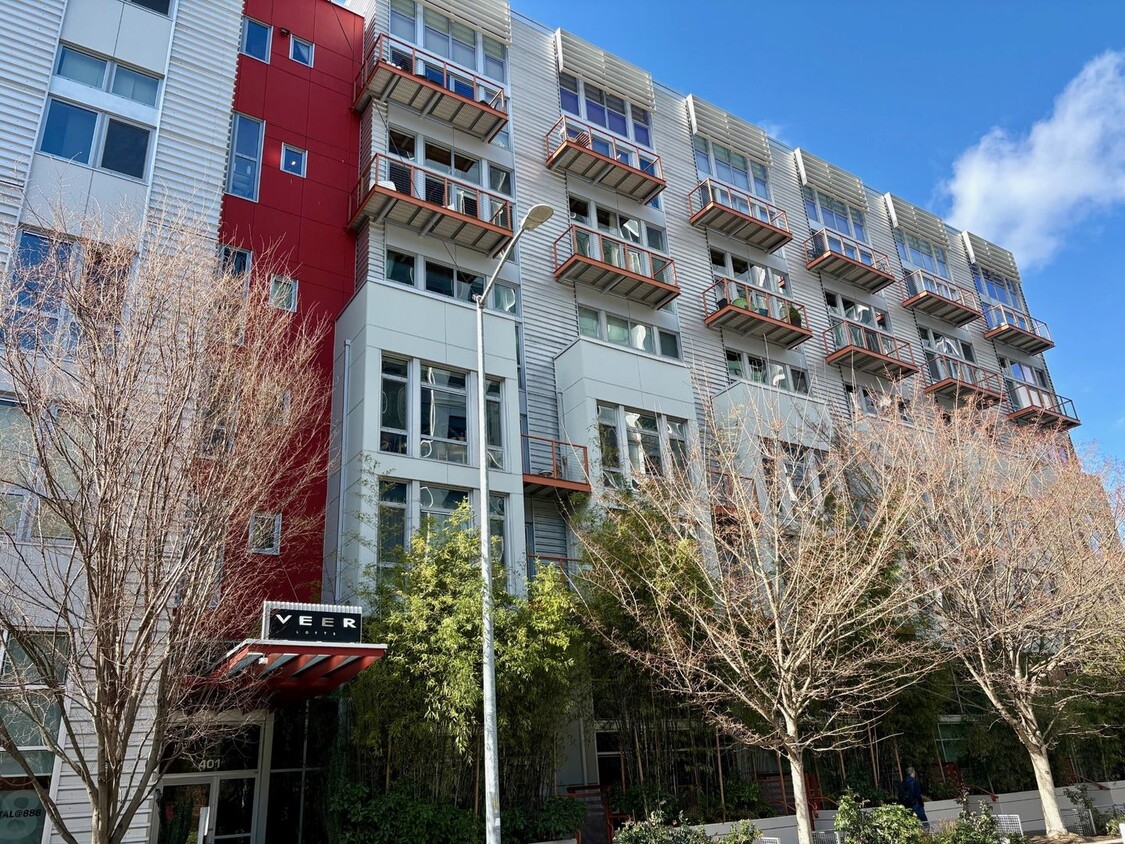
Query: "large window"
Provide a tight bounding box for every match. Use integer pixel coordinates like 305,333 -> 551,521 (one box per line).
760,441 -> 823,515
577,306 -> 680,360
972,266 -> 1021,309
597,403 -> 687,488
226,113 -> 264,201
39,98 -> 152,180
375,479 -> 506,565
559,73 -> 651,146
56,45 -> 160,107
379,357 -> 504,468
0,398 -> 75,543
568,196 -> 666,252
388,0 -> 507,82
825,291 -> 890,332
383,249 -> 518,313
709,249 -> 787,295
240,18 -> 271,62
894,229 -> 948,278
725,351 -> 809,395
918,327 -> 974,362
802,186 -> 867,243
693,136 -> 769,199
999,357 -> 1048,389
11,231 -> 74,341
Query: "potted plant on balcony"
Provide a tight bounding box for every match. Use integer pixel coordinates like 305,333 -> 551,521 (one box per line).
787,304 -> 802,327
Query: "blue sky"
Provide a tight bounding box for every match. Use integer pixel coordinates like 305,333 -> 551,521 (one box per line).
512,0 -> 1125,458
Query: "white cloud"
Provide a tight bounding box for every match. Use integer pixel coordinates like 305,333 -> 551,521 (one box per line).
943,51 -> 1125,268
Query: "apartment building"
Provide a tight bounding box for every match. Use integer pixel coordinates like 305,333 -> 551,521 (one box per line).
0,0 -> 1076,841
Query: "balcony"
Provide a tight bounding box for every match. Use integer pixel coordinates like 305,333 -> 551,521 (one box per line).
688,179 -> 792,253
526,554 -> 582,586
983,305 -> 1054,355
703,279 -> 812,349
804,230 -> 896,293
350,154 -> 513,256
353,34 -> 508,142
1006,381 -> 1080,429
553,224 -> 679,308
901,270 -> 982,327
522,434 -> 591,496
824,318 -> 919,380
545,116 -> 665,204
923,353 -> 1003,405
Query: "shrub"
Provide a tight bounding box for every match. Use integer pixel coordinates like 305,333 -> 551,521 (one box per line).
502,797 -> 587,843
721,819 -> 762,843
928,800 -> 1004,844
834,791 -> 925,844
615,812 -> 711,844
329,784 -> 481,844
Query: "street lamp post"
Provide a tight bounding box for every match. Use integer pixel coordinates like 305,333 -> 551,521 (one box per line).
475,203 -> 554,844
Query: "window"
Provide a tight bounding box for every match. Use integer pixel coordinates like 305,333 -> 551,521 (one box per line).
56,46 -> 160,107
485,380 -> 504,469
844,384 -> 909,420
726,351 -> 809,394
281,144 -> 306,177
0,398 -> 77,543
694,136 -> 769,199
999,357 -> 1048,388
221,246 -> 251,276
226,114 -> 264,200
249,513 -> 282,554
374,479 -> 507,566
126,0 -> 171,13
802,186 -> 867,242
558,73 -> 651,145
918,328 -> 974,362
420,364 -> 468,464
709,249 -> 787,295
577,306 -> 681,360
568,196 -> 666,252
596,403 -> 688,487
825,291 -> 889,331
972,266 -> 1021,309
383,249 -> 518,313
761,442 -> 822,514
241,18 -> 271,62
388,0 -> 506,82
269,275 -> 298,312
39,99 -> 152,180
894,229 -> 948,278
289,36 -> 314,67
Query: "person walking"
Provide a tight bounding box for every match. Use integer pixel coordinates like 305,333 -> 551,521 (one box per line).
898,766 -> 928,825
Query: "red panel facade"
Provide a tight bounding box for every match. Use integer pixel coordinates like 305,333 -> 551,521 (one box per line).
221,0 -> 363,601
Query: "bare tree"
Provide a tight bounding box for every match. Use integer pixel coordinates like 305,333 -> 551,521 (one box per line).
576,396 -> 939,844
859,398 -> 1125,837
0,201 -> 328,844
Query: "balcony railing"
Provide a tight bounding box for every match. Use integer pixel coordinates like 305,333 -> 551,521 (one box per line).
1006,380 -> 1080,429
824,317 -> 918,380
522,433 -> 591,495
688,178 -> 791,252
350,154 -> 513,255
983,304 -> 1054,354
354,34 -> 508,141
804,229 -> 896,293
553,224 -> 679,308
703,278 -> 812,348
526,554 -> 582,585
901,270 -> 982,327
545,115 -> 665,203
923,353 -> 1003,404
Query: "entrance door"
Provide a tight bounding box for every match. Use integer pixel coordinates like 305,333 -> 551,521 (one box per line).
156,777 -> 256,844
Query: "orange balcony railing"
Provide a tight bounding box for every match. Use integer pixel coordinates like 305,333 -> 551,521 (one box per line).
923,353 -> 1004,404
901,270 -> 982,327
804,229 -> 896,293
354,34 -> 508,141
703,278 -> 811,348
545,115 -> 665,203
983,304 -> 1054,355
1005,380 -> 1079,429
553,224 -> 679,308
688,178 -> 791,252
823,317 -> 918,380
350,154 -> 513,255
522,433 -> 591,495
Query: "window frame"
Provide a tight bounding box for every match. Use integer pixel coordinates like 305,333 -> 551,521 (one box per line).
280,144 -> 307,178
596,403 -> 688,488
388,0 -> 508,83
802,185 -> 868,243
240,17 -> 272,63
226,113 -> 265,201
38,97 -> 153,181
288,35 -> 314,67
55,45 -> 162,108
894,228 -> 949,279
693,135 -> 769,199
248,512 -> 282,555
558,72 -> 652,147
382,247 -> 519,313
825,290 -> 891,333
125,0 -> 172,15
725,350 -> 810,395
268,275 -> 298,312
577,305 -> 681,361
567,195 -> 667,254
972,266 -> 1022,309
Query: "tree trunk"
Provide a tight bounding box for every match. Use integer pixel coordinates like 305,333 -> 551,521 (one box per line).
785,747 -> 814,844
1027,741 -> 1066,836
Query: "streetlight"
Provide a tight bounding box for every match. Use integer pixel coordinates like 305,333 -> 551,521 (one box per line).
475,202 -> 554,844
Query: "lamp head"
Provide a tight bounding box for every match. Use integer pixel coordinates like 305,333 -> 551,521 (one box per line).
520,203 -> 554,231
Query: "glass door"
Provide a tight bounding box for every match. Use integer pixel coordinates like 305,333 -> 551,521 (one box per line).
214,777 -> 256,843
157,781 -> 211,844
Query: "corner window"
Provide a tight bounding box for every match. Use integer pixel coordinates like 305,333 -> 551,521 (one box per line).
596,404 -> 688,487
269,276 -> 298,312
241,18 -> 271,63
289,36 -> 314,67
281,144 -> 307,177
249,513 -> 282,554
226,113 -> 264,200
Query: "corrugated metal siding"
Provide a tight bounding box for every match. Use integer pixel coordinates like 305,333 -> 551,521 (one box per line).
0,0 -> 63,265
